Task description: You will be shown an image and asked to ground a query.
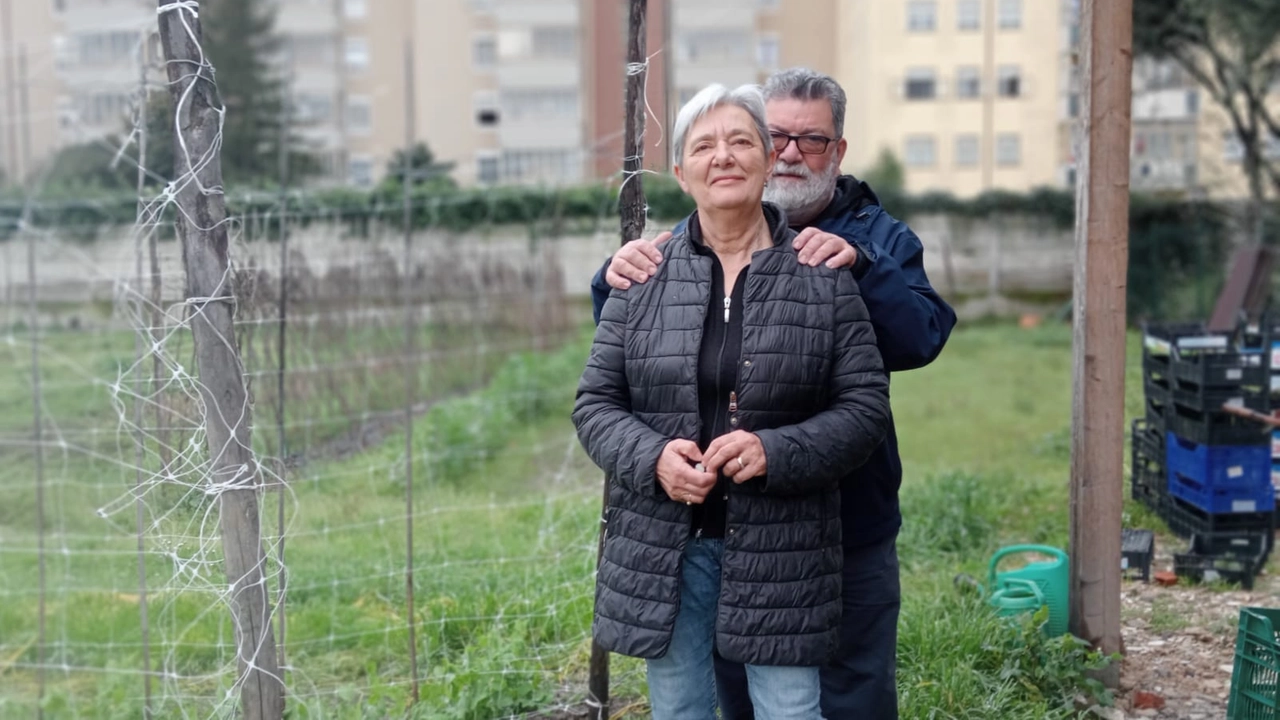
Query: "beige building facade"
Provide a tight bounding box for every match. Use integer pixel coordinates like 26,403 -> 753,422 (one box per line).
3,0 -> 1275,198
834,0 -> 1066,196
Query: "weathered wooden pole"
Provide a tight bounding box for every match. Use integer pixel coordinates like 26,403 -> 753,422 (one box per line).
1068,0 -> 1132,685
156,2 -> 283,717
588,1 -> 648,717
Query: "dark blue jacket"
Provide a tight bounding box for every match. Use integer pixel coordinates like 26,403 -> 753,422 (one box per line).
590,177 -> 957,548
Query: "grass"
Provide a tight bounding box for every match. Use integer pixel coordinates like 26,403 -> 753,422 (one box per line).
0,319 -> 1238,718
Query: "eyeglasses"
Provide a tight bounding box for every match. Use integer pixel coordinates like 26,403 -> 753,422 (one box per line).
770,132 -> 836,155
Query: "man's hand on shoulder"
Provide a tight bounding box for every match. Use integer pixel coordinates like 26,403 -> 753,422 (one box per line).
606,232 -> 673,290
794,227 -> 857,269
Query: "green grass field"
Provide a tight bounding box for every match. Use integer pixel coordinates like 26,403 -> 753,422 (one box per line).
0,319 -> 1218,719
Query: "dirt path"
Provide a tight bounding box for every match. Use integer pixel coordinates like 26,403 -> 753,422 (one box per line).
1104,538 -> 1278,719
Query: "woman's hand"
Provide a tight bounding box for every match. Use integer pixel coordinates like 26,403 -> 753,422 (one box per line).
656,440 -> 718,504
703,431 -> 767,484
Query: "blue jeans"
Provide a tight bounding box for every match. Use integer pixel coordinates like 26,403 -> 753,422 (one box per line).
646,538 -> 824,720
715,535 -> 901,720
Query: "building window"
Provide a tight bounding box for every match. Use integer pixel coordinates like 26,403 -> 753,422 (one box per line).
474,91 -> 499,127
52,0 -> 67,12
344,37 -> 369,71
74,30 -> 142,66
342,0 -> 366,19
501,88 -> 579,121
1186,89 -> 1199,115
294,92 -> 333,124
473,35 -> 496,69
904,68 -> 937,100
996,133 -> 1021,166
679,30 -> 751,64
756,34 -> 779,71
501,148 -> 581,184
997,65 -> 1021,98
477,152 -> 499,185
955,134 -> 979,166
288,34 -> 335,66
1067,93 -> 1080,118
956,66 -> 981,99
1223,131 -> 1244,161
531,27 -> 576,59
348,156 -> 374,187
957,0 -> 981,30
346,95 -> 372,134
998,0 -> 1022,29
907,1 -> 937,31
905,135 -> 937,167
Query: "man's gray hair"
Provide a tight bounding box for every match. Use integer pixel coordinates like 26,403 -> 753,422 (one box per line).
762,68 -> 847,139
671,83 -> 771,167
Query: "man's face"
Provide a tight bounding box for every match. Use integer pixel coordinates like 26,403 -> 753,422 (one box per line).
763,97 -> 848,214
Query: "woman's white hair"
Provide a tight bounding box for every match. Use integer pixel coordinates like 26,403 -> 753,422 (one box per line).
671,83 -> 771,167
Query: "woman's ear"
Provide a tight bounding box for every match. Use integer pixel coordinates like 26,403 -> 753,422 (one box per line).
673,164 -> 690,194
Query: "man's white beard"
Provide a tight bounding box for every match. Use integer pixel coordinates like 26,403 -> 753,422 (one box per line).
763,159 -> 840,223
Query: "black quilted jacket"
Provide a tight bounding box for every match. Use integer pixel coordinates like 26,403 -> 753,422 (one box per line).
572,204 -> 891,666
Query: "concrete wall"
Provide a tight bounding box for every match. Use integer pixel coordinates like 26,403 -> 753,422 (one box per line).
2,214 -> 1075,328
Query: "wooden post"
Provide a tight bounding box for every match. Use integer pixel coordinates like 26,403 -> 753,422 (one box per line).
132,38 -> 153,720
1068,0 -> 1131,684
156,3 -> 283,718
587,1 -> 648,717
400,37 -> 421,706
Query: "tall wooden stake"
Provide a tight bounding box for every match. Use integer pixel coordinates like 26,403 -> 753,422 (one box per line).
275,46 -> 293,677
132,38 -> 153,720
588,2 -> 648,717
1068,0 -> 1131,685
401,37 -> 421,705
27,174 -> 46,720
157,3 -> 283,718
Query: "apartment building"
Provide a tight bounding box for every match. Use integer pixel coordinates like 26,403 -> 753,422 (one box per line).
833,0 -> 1063,195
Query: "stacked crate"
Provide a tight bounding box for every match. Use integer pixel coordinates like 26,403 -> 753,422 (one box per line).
1132,323 -> 1275,589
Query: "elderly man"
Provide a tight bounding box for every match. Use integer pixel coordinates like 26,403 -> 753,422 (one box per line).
589,68 -> 956,719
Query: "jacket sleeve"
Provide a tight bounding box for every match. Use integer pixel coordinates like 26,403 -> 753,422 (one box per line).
590,258 -> 611,325
850,212 -> 957,372
753,271 -> 891,495
572,289 -> 669,497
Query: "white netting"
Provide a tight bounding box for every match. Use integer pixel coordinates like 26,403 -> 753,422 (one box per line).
0,3 -> 668,717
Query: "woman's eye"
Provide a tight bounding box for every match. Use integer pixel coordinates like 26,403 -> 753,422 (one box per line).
732,138 -> 752,147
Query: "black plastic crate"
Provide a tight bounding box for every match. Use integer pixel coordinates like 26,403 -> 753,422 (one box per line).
1122,528 -> 1155,582
1173,531 -> 1270,590
1166,405 -> 1271,446
1131,419 -> 1166,509
1170,353 -> 1268,390
1171,380 -> 1269,415
1160,493 -> 1277,545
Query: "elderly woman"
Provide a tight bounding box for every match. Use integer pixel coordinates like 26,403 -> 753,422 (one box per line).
572,83 -> 890,719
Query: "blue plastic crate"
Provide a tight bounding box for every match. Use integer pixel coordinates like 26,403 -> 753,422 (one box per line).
1168,470 -> 1275,514
1166,433 -> 1273,490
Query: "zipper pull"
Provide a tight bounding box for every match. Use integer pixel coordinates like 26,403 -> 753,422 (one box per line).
728,391 -> 738,413
724,295 -> 731,323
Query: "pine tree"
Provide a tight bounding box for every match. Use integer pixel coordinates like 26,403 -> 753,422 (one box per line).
197,0 -> 318,186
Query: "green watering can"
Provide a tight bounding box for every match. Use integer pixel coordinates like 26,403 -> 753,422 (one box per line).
986,544 -> 1070,638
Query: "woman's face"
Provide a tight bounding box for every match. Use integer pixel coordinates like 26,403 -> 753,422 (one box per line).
674,104 -> 774,214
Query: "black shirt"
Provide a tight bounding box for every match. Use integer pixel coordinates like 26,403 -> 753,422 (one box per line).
691,225 -> 747,539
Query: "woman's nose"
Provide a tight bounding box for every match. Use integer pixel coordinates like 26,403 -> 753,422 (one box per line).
712,140 -> 733,165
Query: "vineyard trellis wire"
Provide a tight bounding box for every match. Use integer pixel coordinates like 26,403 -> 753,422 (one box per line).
0,2 -> 673,717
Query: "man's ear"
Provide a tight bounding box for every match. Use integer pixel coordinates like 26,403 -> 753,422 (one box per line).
673,163 -> 690,194
834,137 -> 848,167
